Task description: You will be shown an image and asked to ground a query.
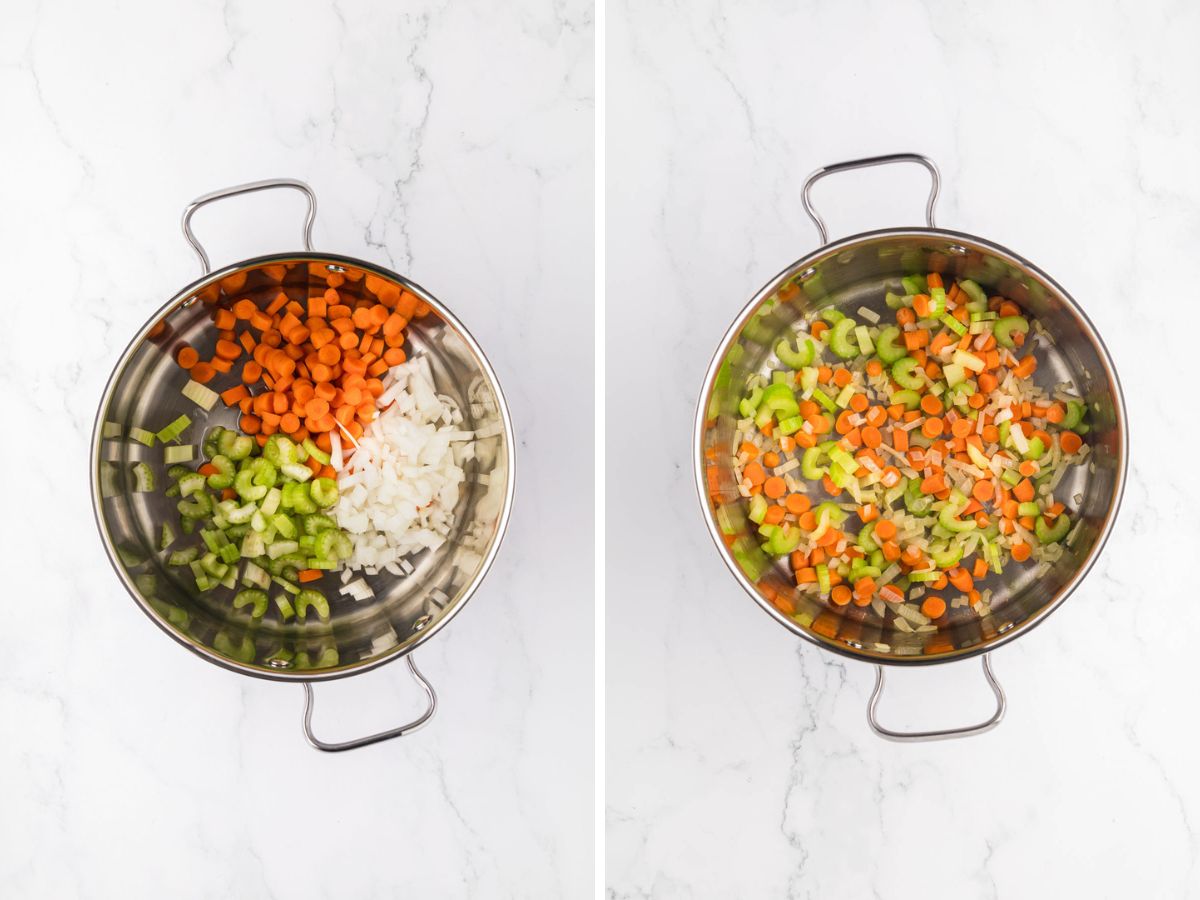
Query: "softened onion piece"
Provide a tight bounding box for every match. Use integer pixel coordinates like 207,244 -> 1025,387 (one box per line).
335,359 -> 474,572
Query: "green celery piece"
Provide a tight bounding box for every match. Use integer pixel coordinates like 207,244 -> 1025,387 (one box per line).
1035,514 -> 1070,544
994,316 -> 1029,348
811,388 -> 838,414
958,279 -> 987,308
296,589 -> 331,622
156,414 -> 192,444
748,495 -> 768,525
941,313 -> 966,337
776,336 -> 816,369
800,446 -> 827,481
1062,400 -> 1086,430
828,318 -> 860,360
130,427 -> 156,447
875,326 -> 907,364
302,438 -> 331,466
233,589 -> 269,619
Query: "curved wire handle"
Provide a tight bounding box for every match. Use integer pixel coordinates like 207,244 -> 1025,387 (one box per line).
801,153 -> 940,245
867,654 -> 1006,742
181,178 -> 317,274
302,655 -> 438,752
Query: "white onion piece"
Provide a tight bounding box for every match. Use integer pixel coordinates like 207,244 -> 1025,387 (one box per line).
335,360 -> 474,572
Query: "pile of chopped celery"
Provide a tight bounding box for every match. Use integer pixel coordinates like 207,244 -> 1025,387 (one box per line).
731,273 -> 1092,628
157,427 -> 354,622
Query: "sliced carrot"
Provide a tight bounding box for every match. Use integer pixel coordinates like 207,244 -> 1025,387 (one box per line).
190,362 -> 216,384
176,346 -> 199,369
920,596 -> 946,619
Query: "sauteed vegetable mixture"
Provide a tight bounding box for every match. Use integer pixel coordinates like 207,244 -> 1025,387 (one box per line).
725,273 -> 1091,629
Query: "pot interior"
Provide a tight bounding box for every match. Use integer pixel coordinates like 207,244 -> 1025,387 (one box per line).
93,255 -> 511,678
698,231 -> 1124,662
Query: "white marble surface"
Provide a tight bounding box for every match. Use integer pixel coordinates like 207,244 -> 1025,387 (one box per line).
0,0 -> 593,897
607,1 -> 1200,896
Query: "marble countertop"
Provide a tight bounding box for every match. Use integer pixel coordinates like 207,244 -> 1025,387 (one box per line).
0,0 -> 593,897
607,1 -> 1198,897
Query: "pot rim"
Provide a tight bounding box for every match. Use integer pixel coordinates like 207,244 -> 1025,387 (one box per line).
693,226 -> 1128,666
91,250 -> 516,682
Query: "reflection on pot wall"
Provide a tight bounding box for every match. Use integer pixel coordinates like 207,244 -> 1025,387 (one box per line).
94,256 -> 511,677
698,233 -> 1124,663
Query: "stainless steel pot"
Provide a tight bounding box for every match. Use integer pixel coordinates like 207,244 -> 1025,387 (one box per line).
694,154 -> 1126,741
91,179 -> 514,751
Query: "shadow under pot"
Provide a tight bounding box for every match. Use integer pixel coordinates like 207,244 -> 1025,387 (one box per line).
92,179 -> 515,751
694,154 -> 1125,741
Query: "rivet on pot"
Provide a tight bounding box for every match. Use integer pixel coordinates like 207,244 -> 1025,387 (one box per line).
413,614 -> 434,632
797,266 -> 817,281
268,657 -> 293,669
947,244 -> 968,255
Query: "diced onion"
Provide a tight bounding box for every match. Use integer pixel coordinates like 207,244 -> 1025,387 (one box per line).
335,360 -> 474,572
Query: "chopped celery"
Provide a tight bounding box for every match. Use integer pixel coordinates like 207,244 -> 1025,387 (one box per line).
260,487 -> 282,516
273,575 -> 300,595
182,380 -> 219,410
828,318 -> 860,359
168,546 -> 199,566
156,415 -> 191,444
274,592 -> 296,620
130,427 -> 157,447
875,326 -> 906,364
811,388 -> 837,414
268,540 -> 300,560
159,522 -> 175,551
739,386 -> 764,418
296,589 -> 330,622
815,563 -> 831,594
217,430 -> 255,461
1062,400 -> 1086,430
233,589 -> 269,619
263,435 -> 300,467
281,462 -> 313,483
958,279 -> 987,308
801,446 -> 827,481
748,495 -> 768,525
178,473 -> 206,497
938,489 -> 976,533
163,444 -> 194,464
205,455 -> 236,489
891,357 -> 924,390
132,462 -> 155,492
940,314 -> 967,336
240,530 -> 265,559
776,336 -> 816,369
1036,515 -> 1070,544
994,316 -> 1029,348
927,287 -> 947,316
931,543 -> 963,569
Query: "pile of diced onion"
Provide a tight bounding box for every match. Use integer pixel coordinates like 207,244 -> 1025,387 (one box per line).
333,356 -> 475,586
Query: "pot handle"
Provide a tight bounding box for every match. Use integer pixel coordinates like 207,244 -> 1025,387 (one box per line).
301,655 -> 438,752
181,178 -> 317,274
866,653 -> 1005,742
802,153 -> 940,245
